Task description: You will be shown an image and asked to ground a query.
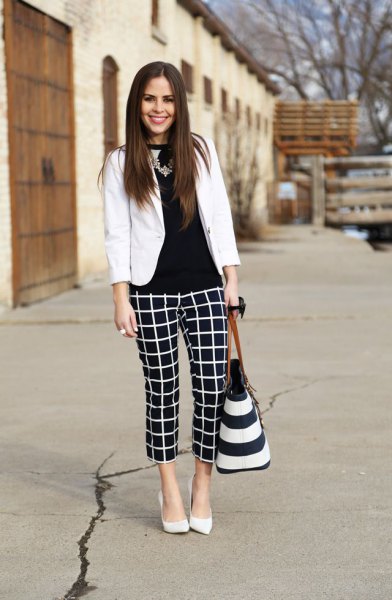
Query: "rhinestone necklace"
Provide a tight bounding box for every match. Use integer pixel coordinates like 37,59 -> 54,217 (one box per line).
150,153 -> 174,177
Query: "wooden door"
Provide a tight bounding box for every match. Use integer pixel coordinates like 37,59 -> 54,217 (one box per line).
103,56 -> 119,157
4,0 -> 77,306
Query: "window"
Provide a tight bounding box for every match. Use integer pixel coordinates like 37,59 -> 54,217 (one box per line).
264,117 -> 269,136
181,60 -> 194,93
221,88 -> 228,113
204,76 -> 213,104
246,106 -> 252,126
235,98 -> 241,119
102,56 -> 119,157
151,0 -> 167,44
151,0 -> 159,27
256,112 -> 261,131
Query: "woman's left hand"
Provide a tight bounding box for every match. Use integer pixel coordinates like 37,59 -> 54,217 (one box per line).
223,266 -> 239,320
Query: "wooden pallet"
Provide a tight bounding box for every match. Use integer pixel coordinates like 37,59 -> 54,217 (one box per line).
274,100 -> 358,156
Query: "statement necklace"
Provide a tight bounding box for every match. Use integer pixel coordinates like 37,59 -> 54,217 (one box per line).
150,153 -> 174,177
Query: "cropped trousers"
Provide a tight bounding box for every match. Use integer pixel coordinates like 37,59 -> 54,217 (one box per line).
130,286 -> 228,463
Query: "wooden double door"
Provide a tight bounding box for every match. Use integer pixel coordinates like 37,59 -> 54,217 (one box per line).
5,0 -> 77,306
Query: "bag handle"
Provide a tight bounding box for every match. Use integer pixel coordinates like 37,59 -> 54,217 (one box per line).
226,312 -> 247,386
226,312 -> 263,425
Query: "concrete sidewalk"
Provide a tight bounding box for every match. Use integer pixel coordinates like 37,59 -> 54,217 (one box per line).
1,225 -> 391,600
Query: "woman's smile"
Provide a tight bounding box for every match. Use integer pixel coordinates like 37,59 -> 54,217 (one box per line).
149,115 -> 168,125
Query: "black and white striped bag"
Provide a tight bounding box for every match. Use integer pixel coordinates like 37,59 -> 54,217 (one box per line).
216,313 -> 271,474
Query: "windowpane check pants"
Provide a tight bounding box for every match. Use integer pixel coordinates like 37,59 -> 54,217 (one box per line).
130,286 -> 228,464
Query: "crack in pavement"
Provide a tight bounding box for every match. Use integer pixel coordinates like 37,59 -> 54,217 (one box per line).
261,377 -> 325,417
100,446 -> 192,480
59,446 -> 192,600
60,452 -> 115,600
59,377 -> 304,599
58,377 -> 312,599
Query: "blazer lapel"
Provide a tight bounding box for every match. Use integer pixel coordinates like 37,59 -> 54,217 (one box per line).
151,169 -> 164,229
196,150 -> 212,221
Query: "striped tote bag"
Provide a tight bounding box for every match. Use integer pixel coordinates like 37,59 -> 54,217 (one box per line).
216,313 -> 271,474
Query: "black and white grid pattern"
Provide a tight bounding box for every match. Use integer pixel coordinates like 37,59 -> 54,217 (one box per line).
130,287 -> 228,463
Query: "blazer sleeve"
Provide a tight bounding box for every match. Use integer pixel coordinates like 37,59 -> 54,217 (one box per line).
208,139 -> 241,267
102,149 -> 132,285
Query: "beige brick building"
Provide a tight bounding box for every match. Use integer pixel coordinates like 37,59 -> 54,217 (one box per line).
0,0 -> 278,307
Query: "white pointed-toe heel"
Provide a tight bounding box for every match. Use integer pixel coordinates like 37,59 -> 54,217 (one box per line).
188,475 -> 213,535
158,490 -> 189,534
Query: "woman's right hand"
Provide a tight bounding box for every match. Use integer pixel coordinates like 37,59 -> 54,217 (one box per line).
112,282 -> 138,338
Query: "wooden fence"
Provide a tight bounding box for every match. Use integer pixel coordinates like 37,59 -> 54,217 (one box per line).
323,156 -> 392,226
268,155 -> 392,227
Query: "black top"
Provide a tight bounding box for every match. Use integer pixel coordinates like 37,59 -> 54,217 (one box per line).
130,143 -> 222,295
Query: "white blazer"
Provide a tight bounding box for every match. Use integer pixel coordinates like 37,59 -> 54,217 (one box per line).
102,136 -> 241,286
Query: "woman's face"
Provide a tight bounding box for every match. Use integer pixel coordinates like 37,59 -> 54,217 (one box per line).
140,76 -> 176,144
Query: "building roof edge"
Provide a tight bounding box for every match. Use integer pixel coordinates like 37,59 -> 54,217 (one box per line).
177,0 -> 280,95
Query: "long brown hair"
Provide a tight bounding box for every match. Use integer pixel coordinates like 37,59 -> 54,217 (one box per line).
100,61 -> 210,229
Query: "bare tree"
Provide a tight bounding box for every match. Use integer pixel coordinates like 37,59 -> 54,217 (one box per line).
215,112 -> 263,239
209,0 -> 392,147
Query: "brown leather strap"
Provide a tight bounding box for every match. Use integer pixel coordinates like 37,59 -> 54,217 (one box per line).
226,312 -> 247,386
226,313 -> 264,426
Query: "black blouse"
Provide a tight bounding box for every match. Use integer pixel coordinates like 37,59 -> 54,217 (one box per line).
129,143 -> 222,295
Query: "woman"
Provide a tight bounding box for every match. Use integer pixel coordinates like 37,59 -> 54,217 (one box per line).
101,61 -> 240,535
